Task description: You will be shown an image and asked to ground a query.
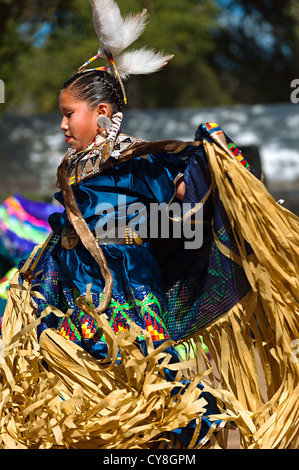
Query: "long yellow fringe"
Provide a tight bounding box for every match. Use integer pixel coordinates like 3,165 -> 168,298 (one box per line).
0,273 -> 226,449
188,138 -> 299,449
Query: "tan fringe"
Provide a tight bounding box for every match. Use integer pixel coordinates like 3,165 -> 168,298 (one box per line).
0,272 -> 225,449
186,139 -> 299,449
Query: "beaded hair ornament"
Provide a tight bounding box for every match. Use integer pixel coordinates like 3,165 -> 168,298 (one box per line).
78,0 -> 173,105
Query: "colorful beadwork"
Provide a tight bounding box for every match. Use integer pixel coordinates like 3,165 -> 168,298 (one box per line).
57,286 -> 170,347
227,142 -> 251,169
67,131 -> 134,186
202,122 -> 251,170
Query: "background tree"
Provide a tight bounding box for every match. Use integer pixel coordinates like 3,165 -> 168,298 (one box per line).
0,0 -> 231,113
0,0 -> 299,113
212,0 -> 299,103
118,0 -> 232,108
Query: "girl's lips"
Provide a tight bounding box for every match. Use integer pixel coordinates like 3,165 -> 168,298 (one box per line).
65,136 -> 72,143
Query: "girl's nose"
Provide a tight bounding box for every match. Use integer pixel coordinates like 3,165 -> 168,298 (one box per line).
60,116 -> 68,130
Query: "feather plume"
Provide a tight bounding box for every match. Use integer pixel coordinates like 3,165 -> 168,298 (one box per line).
86,0 -> 173,102
91,1 -> 148,57
122,9 -> 149,51
91,0 -> 124,57
115,49 -> 174,79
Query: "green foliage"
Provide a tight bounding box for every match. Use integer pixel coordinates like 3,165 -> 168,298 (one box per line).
212,0 -> 299,104
0,0 -> 299,113
0,0 -> 231,113
116,0 -> 232,108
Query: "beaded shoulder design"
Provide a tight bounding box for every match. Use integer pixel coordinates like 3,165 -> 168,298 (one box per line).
67,133 -> 144,186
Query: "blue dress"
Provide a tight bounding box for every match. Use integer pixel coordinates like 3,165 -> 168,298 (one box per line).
38,152 -> 187,352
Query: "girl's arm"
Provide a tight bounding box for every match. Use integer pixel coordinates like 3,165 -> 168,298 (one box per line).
175,176 -> 186,200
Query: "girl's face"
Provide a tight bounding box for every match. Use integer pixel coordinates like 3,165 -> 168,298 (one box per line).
59,89 -> 99,152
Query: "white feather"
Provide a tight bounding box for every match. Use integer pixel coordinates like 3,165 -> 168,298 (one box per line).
88,0 -> 173,85
91,1 -> 149,56
91,0 -> 124,56
115,49 -> 174,79
122,9 -> 149,50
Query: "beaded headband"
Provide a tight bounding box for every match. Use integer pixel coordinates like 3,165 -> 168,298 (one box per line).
77,0 -> 173,105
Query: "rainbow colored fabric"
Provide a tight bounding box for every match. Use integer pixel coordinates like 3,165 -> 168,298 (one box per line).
0,194 -> 63,318
0,194 -> 62,265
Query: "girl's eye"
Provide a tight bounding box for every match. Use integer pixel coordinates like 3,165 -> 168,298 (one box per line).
67,112 -> 73,118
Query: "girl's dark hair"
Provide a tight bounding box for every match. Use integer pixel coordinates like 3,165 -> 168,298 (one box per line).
61,70 -> 124,113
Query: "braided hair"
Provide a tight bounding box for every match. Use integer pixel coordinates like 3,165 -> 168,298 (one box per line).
61,70 -> 124,113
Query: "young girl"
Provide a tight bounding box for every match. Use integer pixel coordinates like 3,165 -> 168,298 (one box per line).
40,69 -> 188,353
27,68 -> 228,448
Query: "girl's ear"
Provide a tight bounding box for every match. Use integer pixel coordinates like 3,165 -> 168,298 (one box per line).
97,102 -> 112,117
